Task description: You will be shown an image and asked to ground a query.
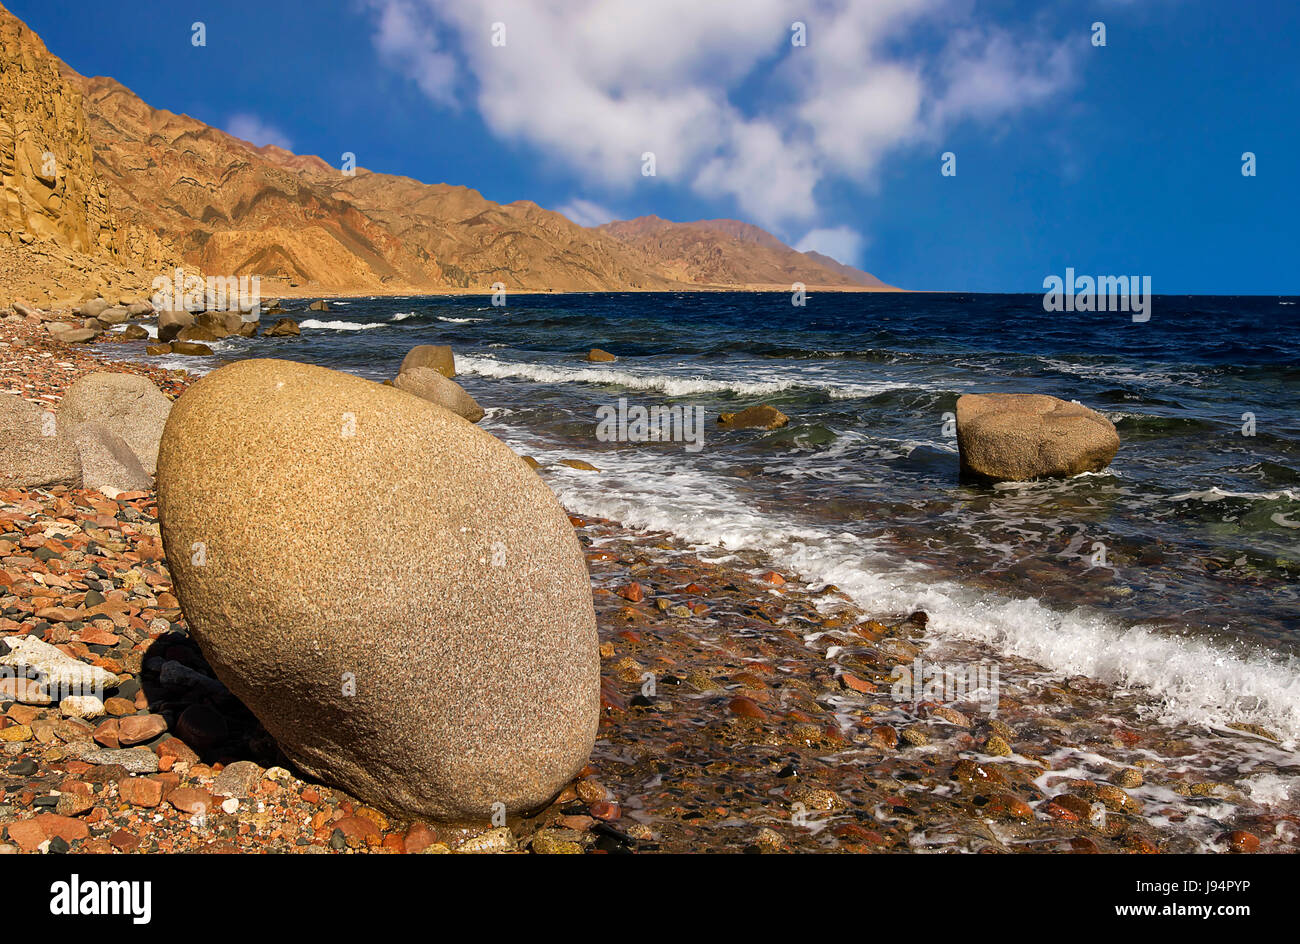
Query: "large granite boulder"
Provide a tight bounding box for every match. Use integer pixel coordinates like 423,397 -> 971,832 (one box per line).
955,393 -> 1120,482
392,367 -> 485,423
57,372 -> 171,475
0,393 -> 81,488
399,344 -> 455,378
156,359 -> 599,821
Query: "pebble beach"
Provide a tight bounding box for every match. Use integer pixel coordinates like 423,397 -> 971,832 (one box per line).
1,312 -> 1296,854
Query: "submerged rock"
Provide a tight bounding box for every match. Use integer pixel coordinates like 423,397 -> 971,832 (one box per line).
955,392 -> 1119,482
157,358 -> 599,821
718,404 -> 789,430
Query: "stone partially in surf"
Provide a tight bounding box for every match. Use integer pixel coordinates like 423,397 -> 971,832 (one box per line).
718,404 -> 789,430
263,317 -> 300,337
955,392 -> 1119,482
156,358 -> 599,821
399,344 -> 455,378
586,348 -> 616,363
392,366 -> 485,423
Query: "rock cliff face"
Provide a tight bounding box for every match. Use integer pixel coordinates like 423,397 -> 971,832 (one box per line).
0,6 -> 113,255
0,2 -> 896,299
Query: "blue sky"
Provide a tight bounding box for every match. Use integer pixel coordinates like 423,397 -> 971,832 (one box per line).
12,0 -> 1298,293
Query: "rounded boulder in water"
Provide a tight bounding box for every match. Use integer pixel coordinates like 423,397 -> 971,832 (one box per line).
399,344 -> 455,378
956,392 -> 1119,482
156,358 -> 599,821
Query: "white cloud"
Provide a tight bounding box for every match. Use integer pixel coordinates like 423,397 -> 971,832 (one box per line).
365,0 -> 1077,232
557,198 -> 617,228
795,226 -> 868,266
225,113 -> 293,151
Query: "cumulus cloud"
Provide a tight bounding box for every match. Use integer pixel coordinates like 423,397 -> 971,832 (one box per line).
364,0 -> 1077,232
225,113 -> 294,151
795,226 -> 868,267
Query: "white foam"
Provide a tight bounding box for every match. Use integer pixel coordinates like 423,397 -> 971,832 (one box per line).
458,354 -> 945,400
1169,487 -> 1299,503
437,316 -> 485,324
299,319 -> 387,331
495,431 -> 1300,743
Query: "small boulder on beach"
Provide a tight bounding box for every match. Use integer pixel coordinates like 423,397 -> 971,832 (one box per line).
156,358 -> 599,821
399,344 -> 455,378
120,324 -> 149,341
392,367 -> 485,422
57,371 -> 172,476
587,348 -> 616,363
170,341 -> 213,356
79,298 -> 109,319
145,342 -> 173,356
308,299 -> 330,311
955,392 -> 1120,482
0,393 -> 81,488
718,404 -> 789,430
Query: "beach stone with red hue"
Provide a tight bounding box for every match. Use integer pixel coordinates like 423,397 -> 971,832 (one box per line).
168,787 -> 214,815
92,717 -> 119,748
156,359 -> 599,821
728,696 -> 766,720
103,697 -> 134,717
1224,830 -> 1260,853
118,776 -> 163,807
117,713 -> 166,745
155,736 -> 199,765
109,829 -> 140,851
403,822 -> 438,854
34,813 -> 88,843
7,818 -> 46,852
615,582 -> 644,603
333,815 -> 381,843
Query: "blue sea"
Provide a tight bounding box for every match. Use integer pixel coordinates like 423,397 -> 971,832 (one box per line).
118,292 -> 1300,740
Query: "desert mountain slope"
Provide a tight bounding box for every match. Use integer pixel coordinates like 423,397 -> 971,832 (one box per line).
0,2 -> 895,298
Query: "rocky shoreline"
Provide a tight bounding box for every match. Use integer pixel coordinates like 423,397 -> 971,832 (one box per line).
0,314 -> 1294,853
